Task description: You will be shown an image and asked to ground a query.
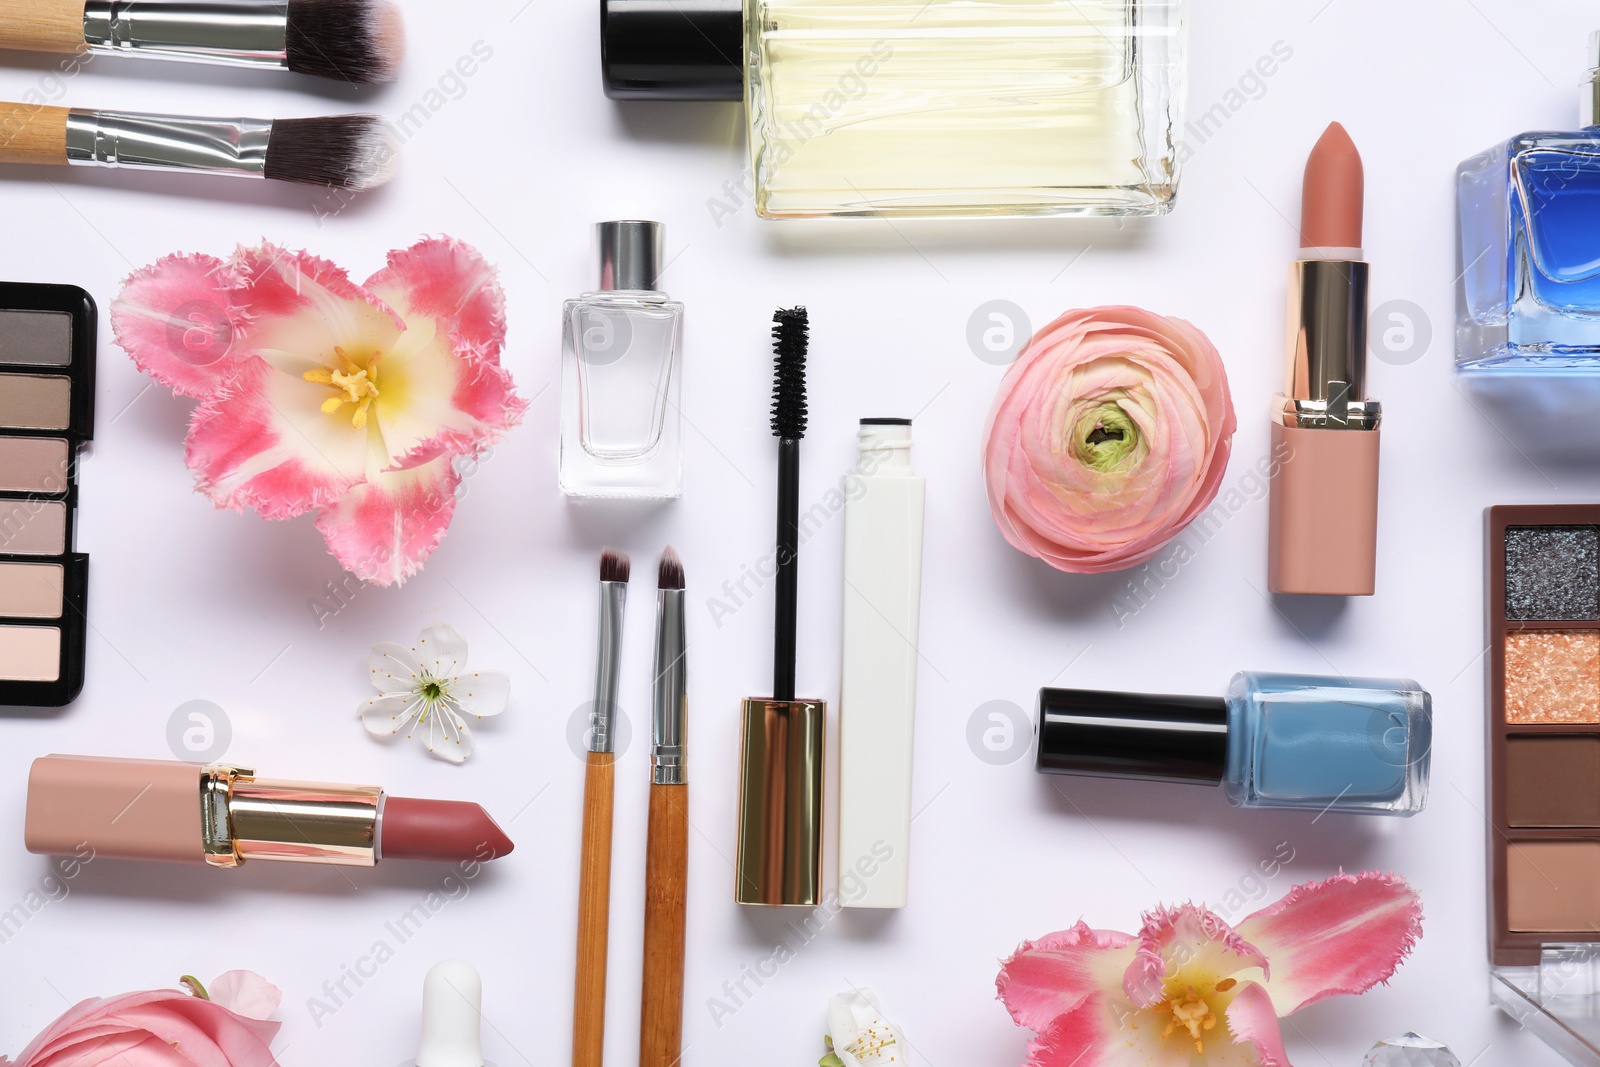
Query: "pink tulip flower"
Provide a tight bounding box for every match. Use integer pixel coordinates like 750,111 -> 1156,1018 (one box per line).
997,872 -> 1422,1066
112,237 -> 527,585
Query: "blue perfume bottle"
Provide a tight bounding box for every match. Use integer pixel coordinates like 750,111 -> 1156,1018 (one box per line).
1457,35 -> 1600,372
1036,671 -> 1431,816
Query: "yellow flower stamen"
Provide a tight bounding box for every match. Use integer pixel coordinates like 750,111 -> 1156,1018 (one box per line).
303,345 -> 381,428
1156,983 -> 1225,1055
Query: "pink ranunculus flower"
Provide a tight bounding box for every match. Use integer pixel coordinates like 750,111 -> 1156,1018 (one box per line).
982,306 -> 1236,573
111,237 -> 527,585
996,872 -> 1422,1067
1,971 -> 282,1067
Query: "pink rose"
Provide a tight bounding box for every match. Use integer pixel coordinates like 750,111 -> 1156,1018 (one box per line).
982,306 -> 1236,573
3,972 -> 281,1067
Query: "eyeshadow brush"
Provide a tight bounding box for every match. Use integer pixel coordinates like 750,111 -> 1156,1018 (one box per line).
0,0 -> 404,83
735,307 -> 826,907
0,103 -> 395,189
573,548 -> 629,1067
640,546 -> 688,1067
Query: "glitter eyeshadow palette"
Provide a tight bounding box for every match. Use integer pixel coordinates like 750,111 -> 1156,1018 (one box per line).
0,283 -> 95,707
1486,505 -> 1600,964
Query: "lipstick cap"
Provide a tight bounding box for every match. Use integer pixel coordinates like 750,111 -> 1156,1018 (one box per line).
736,697 -> 825,906
1036,688 -> 1229,785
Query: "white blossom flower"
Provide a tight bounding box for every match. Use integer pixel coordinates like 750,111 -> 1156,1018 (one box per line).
821,989 -> 904,1067
361,623 -> 508,763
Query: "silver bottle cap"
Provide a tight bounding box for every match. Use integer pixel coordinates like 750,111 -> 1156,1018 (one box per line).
597,220 -> 663,292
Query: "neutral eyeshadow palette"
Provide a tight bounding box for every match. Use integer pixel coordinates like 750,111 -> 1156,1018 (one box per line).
1488,505 -> 1600,964
0,283 -> 95,707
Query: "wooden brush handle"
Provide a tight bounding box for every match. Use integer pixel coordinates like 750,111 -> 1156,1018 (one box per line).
573,751 -> 615,1067
640,782 -> 689,1067
0,0 -> 88,53
0,103 -> 69,166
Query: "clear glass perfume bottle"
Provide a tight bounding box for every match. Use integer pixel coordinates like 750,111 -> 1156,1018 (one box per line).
560,221 -> 684,499
1037,671 -> 1432,816
1458,33 -> 1600,372
601,0 -> 1187,220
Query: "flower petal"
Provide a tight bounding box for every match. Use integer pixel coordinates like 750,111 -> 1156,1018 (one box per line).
416,622 -> 469,676
1020,992 -> 1188,1067
360,692 -> 423,736
451,670 -> 509,719
207,971 -> 281,1021
315,456 -> 460,585
1223,981 -> 1292,1067
410,704 -> 472,763
1125,904 -> 1267,1009
826,989 -> 905,1067
1233,871 -> 1422,1015
185,356 -> 369,518
111,253 -> 243,399
228,243 -> 403,380
369,641 -> 423,692
997,922 -> 1137,1031
364,236 -> 508,365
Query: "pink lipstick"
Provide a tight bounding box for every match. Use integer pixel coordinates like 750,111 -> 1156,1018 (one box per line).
1268,122 -> 1381,597
24,755 -> 514,868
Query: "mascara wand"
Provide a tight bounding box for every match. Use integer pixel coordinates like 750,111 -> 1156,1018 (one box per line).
771,307 -> 809,703
736,307 -> 825,908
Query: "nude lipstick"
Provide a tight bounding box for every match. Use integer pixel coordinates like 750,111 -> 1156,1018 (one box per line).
1268,122 -> 1381,597
24,755 -> 514,867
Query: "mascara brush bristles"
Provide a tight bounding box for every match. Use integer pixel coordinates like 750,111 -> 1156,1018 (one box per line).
770,307 -> 810,440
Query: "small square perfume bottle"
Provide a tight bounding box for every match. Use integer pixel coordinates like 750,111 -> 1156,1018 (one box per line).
1458,33 -> 1600,373
560,221 -> 684,498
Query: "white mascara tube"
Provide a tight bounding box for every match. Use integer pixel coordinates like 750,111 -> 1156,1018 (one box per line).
838,418 -> 925,909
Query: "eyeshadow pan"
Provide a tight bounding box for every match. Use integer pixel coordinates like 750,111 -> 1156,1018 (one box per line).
1506,525 -> 1600,620
0,499 -> 65,556
0,562 -> 62,618
0,374 -> 70,430
0,436 -> 69,493
1508,840 -> 1600,931
0,309 -> 72,366
1506,630 -> 1600,723
0,624 -> 60,681
1507,736 -> 1600,826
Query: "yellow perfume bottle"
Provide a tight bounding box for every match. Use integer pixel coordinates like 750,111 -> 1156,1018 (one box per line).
602,0 -> 1187,220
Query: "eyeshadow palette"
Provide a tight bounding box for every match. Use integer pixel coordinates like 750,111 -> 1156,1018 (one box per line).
0,283 -> 94,707
1487,505 -> 1600,964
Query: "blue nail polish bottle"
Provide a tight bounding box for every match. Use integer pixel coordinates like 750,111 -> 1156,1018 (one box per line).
1036,671 -> 1431,816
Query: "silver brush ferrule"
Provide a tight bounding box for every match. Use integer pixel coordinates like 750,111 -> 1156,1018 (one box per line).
651,588 -> 687,785
588,581 -> 627,754
65,109 -> 270,177
82,0 -> 289,69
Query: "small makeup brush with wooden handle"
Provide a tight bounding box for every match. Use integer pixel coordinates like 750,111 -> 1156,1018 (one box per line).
0,0 -> 403,82
0,102 -> 395,189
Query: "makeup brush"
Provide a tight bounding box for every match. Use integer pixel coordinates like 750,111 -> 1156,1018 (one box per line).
573,548 -> 628,1067
0,0 -> 404,83
0,104 -> 395,189
734,307 -> 826,908
641,546 -> 688,1067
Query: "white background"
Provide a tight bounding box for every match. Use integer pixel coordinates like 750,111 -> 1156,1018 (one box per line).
0,1 -> 1594,1064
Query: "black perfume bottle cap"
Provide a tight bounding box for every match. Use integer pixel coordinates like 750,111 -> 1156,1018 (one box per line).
1036,688 -> 1230,785
600,0 -> 743,101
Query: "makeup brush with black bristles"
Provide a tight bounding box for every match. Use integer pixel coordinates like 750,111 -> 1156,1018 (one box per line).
0,0 -> 404,84
769,306 -> 809,702
0,104 -> 396,190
